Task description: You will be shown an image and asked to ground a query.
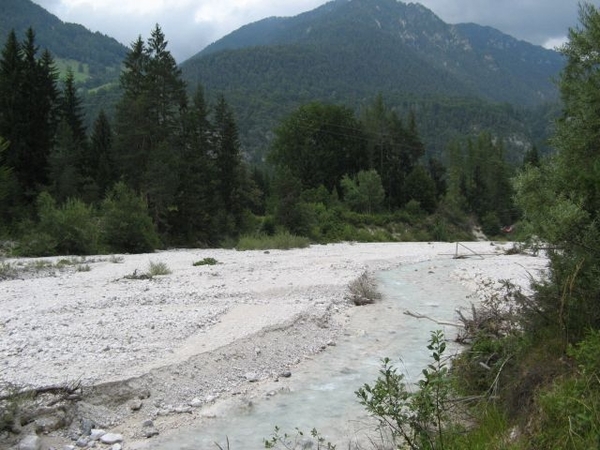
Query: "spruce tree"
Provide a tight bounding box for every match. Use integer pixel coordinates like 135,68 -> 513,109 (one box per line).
113,25 -> 187,232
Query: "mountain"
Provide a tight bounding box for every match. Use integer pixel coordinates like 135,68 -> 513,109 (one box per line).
181,0 -> 564,161
0,0 -> 127,90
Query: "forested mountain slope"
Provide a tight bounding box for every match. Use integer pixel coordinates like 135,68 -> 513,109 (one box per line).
0,0 -> 127,89
181,0 -> 564,161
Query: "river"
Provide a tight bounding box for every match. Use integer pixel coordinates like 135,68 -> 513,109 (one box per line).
147,258 -> 472,449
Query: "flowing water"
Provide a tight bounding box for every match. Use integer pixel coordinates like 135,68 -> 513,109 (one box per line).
148,258 -> 472,449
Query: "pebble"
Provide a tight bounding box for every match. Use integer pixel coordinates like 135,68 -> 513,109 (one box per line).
189,397 -> 203,408
129,399 -> 143,411
89,429 -> 105,441
99,433 -> 123,445
17,435 -> 40,450
245,372 -> 259,382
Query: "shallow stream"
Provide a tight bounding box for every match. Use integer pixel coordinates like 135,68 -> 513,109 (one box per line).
148,258 -> 473,449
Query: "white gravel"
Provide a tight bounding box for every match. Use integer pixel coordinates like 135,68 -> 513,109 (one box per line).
0,241 -> 548,448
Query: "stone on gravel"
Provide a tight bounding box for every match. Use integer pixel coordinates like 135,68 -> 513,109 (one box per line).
99,433 -> 123,445
89,429 -> 105,441
279,370 -> 292,378
17,435 -> 40,450
129,399 -> 143,411
80,419 -> 94,436
189,397 -> 203,408
75,437 -> 88,448
245,372 -> 259,382
111,444 -> 122,450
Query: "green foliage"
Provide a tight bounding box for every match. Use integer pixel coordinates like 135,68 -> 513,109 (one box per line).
100,182 -> 160,254
124,261 -> 171,280
356,330 -> 454,449
18,192 -> 99,256
193,257 -> 219,266
340,169 -> 385,214
147,261 -> 171,276
236,231 -> 310,251
264,426 -> 335,449
269,101 -> 367,192
514,3 -> 600,344
530,330 -> 600,450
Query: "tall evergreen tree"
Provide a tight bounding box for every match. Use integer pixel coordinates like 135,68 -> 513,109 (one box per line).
88,110 -> 115,198
172,86 -> 218,244
360,96 -> 424,208
113,25 -> 187,231
0,28 -> 59,206
213,95 -> 244,234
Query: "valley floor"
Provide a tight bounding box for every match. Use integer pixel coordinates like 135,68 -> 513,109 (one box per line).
0,242 -> 547,449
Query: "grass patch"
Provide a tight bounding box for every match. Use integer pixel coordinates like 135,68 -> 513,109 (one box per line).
125,261 -> 171,280
109,255 -> 124,264
193,257 -> 219,266
236,232 -> 310,251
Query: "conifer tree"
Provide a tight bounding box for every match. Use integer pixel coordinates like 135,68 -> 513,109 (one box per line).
88,110 -> 114,198
0,28 -> 59,206
113,25 -> 187,231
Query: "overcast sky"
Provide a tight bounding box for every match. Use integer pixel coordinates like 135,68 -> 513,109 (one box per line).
32,0 -> 596,62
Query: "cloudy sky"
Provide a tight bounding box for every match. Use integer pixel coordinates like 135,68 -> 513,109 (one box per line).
32,0 -> 594,62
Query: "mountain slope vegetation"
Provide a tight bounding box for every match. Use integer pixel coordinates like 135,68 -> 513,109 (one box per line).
181,0 -> 564,160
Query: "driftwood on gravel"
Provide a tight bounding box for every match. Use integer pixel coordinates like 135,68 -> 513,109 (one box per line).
403,310 -> 462,328
0,381 -> 82,402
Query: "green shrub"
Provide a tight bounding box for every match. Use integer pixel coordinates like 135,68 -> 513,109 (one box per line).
148,261 -> 171,276
236,231 -> 310,250
100,182 -> 160,253
356,331 -> 455,449
19,192 -> 100,256
193,257 -> 219,266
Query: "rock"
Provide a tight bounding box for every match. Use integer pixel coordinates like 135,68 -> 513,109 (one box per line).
142,426 -> 159,438
245,372 -> 259,382
75,437 -> 89,448
189,397 -> 203,408
63,446 -> 76,450
17,435 -> 40,450
111,445 -> 122,450
35,415 -> 64,433
99,433 -> 123,445
279,371 -> 292,378
142,419 -> 154,428
173,405 -> 192,414
129,399 -> 143,411
89,429 -> 105,441
80,419 -> 95,436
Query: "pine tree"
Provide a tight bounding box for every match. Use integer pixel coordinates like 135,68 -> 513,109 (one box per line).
0,28 -> 59,206
213,95 -> 243,234
172,86 -> 219,244
88,110 -> 114,198
113,25 -> 188,232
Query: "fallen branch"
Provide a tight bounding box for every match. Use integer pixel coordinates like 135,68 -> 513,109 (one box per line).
0,381 -> 81,402
403,310 -> 462,328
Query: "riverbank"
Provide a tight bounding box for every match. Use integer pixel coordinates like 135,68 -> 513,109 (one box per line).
0,242 -> 547,449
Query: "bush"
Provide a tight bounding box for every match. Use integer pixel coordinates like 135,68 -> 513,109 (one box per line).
19,192 -> 100,256
193,257 -> 219,266
100,182 -> 160,253
236,231 -> 310,250
356,331 -> 455,449
347,271 -> 382,305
